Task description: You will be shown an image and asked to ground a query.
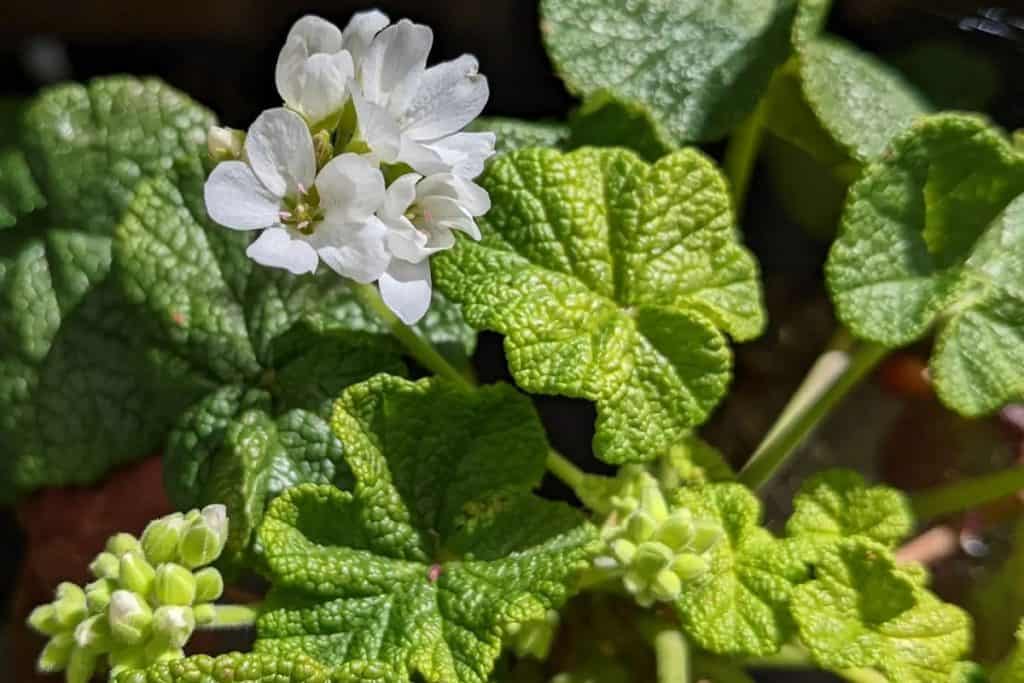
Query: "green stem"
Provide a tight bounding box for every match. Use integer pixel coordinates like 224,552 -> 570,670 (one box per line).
911,465 -> 1024,522
738,330 -> 887,490
723,98 -> 767,219
653,627 -> 690,683
546,449 -> 585,492
351,282 -> 472,389
743,643 -> 814,669
200,604 -> 260,630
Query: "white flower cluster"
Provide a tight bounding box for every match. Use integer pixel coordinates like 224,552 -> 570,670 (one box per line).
204,11 -> 494,324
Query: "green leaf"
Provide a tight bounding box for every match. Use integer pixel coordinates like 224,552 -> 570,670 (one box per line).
0,148 -> 45,228
253,376 -> 599,682
671,483 -> 807,656
436,147 -> 762,465
541,0 -> 797,143
993,623 -> 1024,683
567,90 -> 677,163
468,117 -> 569,155
826,113 -> 1024,416
792,538 -> 972,681
115,653 -> 332,683
785,469 -> 913,556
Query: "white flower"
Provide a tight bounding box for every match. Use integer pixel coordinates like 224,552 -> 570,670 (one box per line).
346,17 -> 496,178
375,172 -> 490,323
204,107 -> 389,281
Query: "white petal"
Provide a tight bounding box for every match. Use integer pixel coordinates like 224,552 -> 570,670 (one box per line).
385,216 -> 430,263
403,55 -> 489,141
293,51 -> 354,123
421,132 -> 495,178
381,172 -> 421,221
419,196 -> 481,240
204,161 -> 281,230
286,15 -> 342,54
246,108 -> 316,197
379,258 -> 432,324
397,137 -> 448,176
316,153 -> 385,223
360,19 -> 432,115
342,9 -> 390,64
246,227 -> 318,274
315,216 -> 390,283
352,86 -> 401,163
275,37 -> 308,108
417,173 -> 490,215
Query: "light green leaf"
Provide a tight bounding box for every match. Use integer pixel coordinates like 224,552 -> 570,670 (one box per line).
993,623 -> 1024,683
253,376 -> 598,682
541,0 -> 796,143
114,653 -> 332,683
436,147 -> 762,465
567,90 -> 676,163
826,113 -> 1024,416
468,117 -> 569,155
671,483 -> 807,656
786,469 -> 913,555
792,538 -> 972,682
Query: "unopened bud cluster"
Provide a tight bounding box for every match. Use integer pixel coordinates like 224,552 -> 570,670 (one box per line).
594,467 -> 722,607
28,505 -> 229,682
503,609 -> 559,660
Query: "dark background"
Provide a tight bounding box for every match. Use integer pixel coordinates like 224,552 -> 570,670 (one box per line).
2,1 -> 1024,681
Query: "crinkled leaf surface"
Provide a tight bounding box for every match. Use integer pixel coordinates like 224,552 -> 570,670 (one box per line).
0,147 -> 45,228
786,469 -> 913,557
436,147 -> 763,465
468,117 -> 569,156
791,538 -> 972,682
541,0 -> 796,143
254,376 -> 598,682
115,653 -> 331,683
826,114 -> 1024,416
671,483 -> 807,656
567,90 -> 676,163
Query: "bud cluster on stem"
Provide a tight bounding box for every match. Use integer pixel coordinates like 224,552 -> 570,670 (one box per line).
27,505 -> 230,682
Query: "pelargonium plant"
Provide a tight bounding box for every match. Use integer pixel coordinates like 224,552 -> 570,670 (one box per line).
4,1 -> 1024,682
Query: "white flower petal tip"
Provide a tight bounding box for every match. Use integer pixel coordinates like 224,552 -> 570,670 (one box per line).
204,161 -> 280,230
245,108 -> 316,197
276,15 -> 355,124
379,258 -> 433,325
246,228 -> 319,275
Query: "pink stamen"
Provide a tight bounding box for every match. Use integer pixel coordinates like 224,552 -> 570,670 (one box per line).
296,182 -> 307,195
427,564 -> 443,583
297,220 -> 310,231
279,211 -> 292,220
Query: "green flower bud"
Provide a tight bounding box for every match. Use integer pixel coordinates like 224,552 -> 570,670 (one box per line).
637,476 -> 669,522
690,520 -> 722,554
610,538 -> 636,566
73,614 -> 111,652
178,504 -> 228,568
119,550 -> 156,596
507,610 -> 559,660
89,551 -> 121,580
207,125 -> 245,162
37,632 -> 73,672
152,605 -> 196,649
106,532 -> 143,558
632,541 -> 674,575
53,582 -> 87,629
108,590 -> 153,645
651,568 -> 682,602
193,567 -> 224,603
154,563 -> 197,606
193,603 -> 217,625
66,646 -> 98,683
141,512 -> 187,565
108,643 -> 147,673
625,510 -> 657,542
313,129 -> 334,170
27,604 -> 61,637
85,578 -> 117,613
656,510 -> 695,550
671,553 -> 709,582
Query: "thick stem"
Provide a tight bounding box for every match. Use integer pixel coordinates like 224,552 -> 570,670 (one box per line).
723,99 -> 767,220
546,449 -> 585,493
738,331 -> 887,490
200,604 -> 260,630
653,627 -> 690,683
351,282 -> 472,389
911,466 -> 1024,523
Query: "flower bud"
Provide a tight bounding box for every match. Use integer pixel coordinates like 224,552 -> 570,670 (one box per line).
178,504 -> 228,568
28,604 -> 61,637
691,520 -> 722,553
154,563 -> 197,606
637,477 -> 668,522
152,606 -> 196,649
37,632 -> 74,672
507,610 -> 559,660
207,126 -> 245,162
610,538 -> 636,566
119,551 -> 156,596
108,590 -> 153,645
106,532 -> 142,557
193,567 -> 224,603
89,551 -> 120,580
53,582 -> 87,629
108,643 -> 147,673
66,647 -> 98,683
656,510 -> 695,550
85,578 -> 117,613
632,541 -> 674,575
73,614 -> 111,652
192,603 -> 217,625
313,129 -> 334,170
651,568 -> 682,602
671,553 -> 709,582
141,512 -> 187,565
625,510 -> 657,542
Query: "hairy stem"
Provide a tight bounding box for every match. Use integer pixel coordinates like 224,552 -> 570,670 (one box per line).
911,465 -> 1024,522
723,98 -> 767,219
351,282 -> 472,389
653,627 -> 690,683
738,330 -> 887,490
199,604 -> 261,630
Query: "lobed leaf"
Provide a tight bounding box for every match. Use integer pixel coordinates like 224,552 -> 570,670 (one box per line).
115,652 -> 331,683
